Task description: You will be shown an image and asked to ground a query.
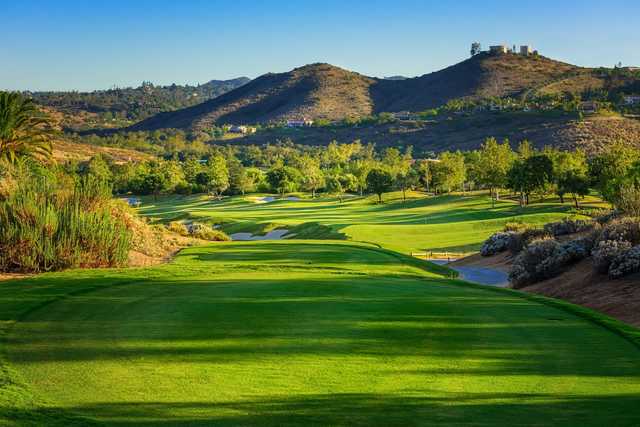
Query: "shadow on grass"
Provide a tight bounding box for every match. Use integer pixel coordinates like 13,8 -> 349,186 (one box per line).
4,392 -> 640,426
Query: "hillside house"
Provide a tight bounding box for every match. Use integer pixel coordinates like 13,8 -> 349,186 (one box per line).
286,119 -> 314,127
489,45 -> 508,55
229,125 -> 255,134
520,45 -> 533,56
580,101 -> 598,114
392,111 -> 417,120
623,95 -> 640,105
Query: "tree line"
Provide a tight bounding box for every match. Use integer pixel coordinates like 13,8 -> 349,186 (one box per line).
78,136 -> 639,212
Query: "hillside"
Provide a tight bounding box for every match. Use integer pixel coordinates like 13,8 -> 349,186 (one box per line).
372,52 -> 583,112
52,139 -> 153,163
29,77 -> 250,130
128,53 -> 626,132
218,113 -> 640,154
129,63 -> 377,131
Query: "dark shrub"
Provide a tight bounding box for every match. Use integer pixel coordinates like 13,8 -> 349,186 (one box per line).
508,228 -> 552,254
543,218 -> 594,237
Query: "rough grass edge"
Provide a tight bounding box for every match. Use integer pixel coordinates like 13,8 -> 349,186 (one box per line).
444,277 -> 640,351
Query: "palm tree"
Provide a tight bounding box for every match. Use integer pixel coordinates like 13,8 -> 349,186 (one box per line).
0,92 -> 52,163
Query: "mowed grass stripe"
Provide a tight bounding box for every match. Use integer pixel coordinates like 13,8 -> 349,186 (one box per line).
2,241 -> 639,426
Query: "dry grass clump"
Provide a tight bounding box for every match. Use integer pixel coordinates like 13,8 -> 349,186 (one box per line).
187,223 -> 230,241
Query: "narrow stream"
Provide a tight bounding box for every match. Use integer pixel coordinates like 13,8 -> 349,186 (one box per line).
430,260 -> 509,287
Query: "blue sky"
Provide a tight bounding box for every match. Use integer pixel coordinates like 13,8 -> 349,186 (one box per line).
2,0 -> 639,91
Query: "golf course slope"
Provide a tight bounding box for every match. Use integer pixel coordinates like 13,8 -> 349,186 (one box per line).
2,241 -> 640,426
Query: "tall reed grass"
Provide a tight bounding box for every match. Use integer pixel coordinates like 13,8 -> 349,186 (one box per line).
0,172 -> 132,272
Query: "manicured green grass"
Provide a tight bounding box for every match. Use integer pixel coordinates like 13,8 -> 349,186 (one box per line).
1,241 -> 639,426
138,192 -> 601,253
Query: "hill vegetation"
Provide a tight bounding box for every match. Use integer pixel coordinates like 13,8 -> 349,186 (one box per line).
222,113 -> 640,154
129,63 -> 377,132
28,77 -> 250,130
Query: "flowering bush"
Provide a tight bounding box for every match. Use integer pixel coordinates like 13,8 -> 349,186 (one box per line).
596,217 -> 640,246
509,237 -> 591,288
480,231 -> 515,256
592,239 -> 633,274
609,245 -> 640,279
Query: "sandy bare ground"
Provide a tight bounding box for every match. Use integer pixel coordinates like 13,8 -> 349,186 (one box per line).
230,229 -> 291,241
0,273 -> 31,282
524,260 -> 640,327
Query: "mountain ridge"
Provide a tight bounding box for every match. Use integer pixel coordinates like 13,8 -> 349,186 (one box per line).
129,52 -> 638,132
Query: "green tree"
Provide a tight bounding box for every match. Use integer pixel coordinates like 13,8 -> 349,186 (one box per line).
0,92 -> 53,163
557,170 -> 590,208
350,159 -> 374,196
205,154 -> 229,198
507,155 -> 554,206
266,166 -> 301,197
396,168 -> 418,202
325,175 -> 344,202
588,142 -> 640,203
432,151 -> 466,193
366,168 -> 393,203
140,172 -> 168,200
182,158 -> 204,184
298,155 -> 325,198
477,138 -> 514,207
228,157 -> 252,195
414,159 -> 434,192
550,149 -> 587,204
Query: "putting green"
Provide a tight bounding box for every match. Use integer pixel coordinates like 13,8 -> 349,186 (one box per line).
137,192 -> 600,253
2,241 -> 639,426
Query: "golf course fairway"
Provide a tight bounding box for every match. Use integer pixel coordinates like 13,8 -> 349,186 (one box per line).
2,241 -> 639,426
138,192 -> 595,254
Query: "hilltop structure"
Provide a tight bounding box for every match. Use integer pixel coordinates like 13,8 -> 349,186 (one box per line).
485,43 -> 536,56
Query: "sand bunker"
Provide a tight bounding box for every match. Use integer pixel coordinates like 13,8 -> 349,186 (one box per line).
230,229 -> 291,241
251,196 -> 300,203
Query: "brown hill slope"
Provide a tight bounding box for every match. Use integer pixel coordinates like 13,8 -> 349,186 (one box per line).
129,63 -> 376,132
373,52 -> 583,112
130,53 -> 599,131
227,114 -> 640,154
53,140 -> 152,163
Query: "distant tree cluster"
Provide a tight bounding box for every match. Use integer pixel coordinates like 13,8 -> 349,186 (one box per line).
27,78 -> 249,127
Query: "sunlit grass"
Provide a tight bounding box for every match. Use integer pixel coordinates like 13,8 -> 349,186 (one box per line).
138,191 -> 600,253
2,241 -> 639,425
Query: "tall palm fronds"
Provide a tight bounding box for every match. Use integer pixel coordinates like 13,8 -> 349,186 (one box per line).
0,91 -> 53,163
